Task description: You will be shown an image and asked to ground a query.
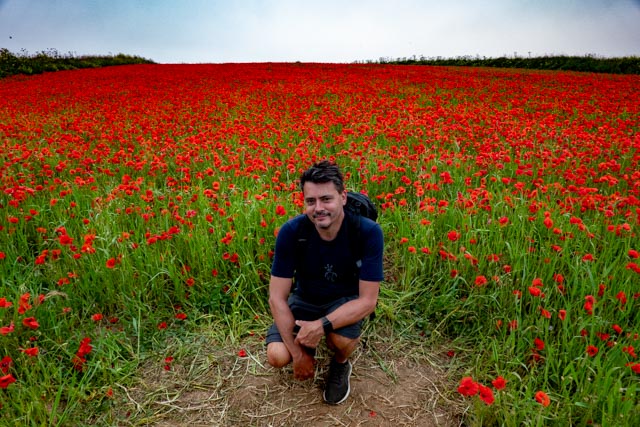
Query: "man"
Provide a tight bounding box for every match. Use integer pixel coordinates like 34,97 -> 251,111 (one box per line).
266,160 -> 384,405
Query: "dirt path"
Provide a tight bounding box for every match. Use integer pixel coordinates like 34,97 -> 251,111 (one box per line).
119,334 -> 465,426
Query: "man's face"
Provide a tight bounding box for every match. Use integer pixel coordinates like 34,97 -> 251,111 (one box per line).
302,181 -> 346,230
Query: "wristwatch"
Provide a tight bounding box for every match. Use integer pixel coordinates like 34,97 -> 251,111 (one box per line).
321,316 -> 334,334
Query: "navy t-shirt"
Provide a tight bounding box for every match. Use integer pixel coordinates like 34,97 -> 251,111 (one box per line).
271,213 -> 384,305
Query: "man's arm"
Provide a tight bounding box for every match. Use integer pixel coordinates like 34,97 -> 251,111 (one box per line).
294,279 -> 379,348
268,275 -> 315,379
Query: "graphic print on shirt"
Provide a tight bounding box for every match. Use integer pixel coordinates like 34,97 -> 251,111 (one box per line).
324,264 -> 338,282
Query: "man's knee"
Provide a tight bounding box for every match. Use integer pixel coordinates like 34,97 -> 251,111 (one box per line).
266,342 -> 291,368
326,334 -> 360,354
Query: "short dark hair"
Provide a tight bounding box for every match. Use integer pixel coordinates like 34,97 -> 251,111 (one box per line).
299,160 -> 345,193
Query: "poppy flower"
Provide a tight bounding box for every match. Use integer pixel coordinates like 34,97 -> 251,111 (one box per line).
0,356 -> 12,374
475,275 -> 488,286
21,347 -> 39,357
22,317 -> 39,330
0,374 -> 16,389
238,349 -> 248,358
478,384 -> 495,405
535,390 -> 551,407
457,376 -> 479,396
491,376 -> 507,390
586,345 -> 599,357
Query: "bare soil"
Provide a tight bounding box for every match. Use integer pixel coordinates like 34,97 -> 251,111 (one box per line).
117,333 -> 466,426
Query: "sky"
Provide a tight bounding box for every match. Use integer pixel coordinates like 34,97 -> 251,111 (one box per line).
1,0 -> 639,63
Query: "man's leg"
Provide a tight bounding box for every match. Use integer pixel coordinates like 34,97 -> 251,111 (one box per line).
266,342 -> 292,368
325,334 -> 360,363
323,327 -> 362,404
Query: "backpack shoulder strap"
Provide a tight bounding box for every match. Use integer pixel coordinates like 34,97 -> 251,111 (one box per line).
345,211 -> 363,265
294,215 -> 315,277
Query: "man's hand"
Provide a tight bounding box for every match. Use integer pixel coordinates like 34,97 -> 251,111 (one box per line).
292,349 -> 315,380
294,319 -> 324,348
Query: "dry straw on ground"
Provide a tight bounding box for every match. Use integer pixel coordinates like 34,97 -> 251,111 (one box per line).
117,330 -> 466,426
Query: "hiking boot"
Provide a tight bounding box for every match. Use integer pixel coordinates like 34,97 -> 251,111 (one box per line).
323,359 -> 352,404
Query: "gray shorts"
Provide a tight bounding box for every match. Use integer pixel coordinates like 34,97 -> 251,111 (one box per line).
266,294 -> 363,344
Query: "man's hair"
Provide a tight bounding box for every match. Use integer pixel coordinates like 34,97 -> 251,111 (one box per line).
299,160 -> 345,193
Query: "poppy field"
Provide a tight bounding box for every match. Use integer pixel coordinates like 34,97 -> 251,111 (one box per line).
1,63 -> 639,425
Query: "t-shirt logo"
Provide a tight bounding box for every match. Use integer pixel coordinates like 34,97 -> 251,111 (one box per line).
324,264 -> 338,282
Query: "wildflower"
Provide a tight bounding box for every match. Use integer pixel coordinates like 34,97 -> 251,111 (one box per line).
475,275 -> 488,286
491,376 -> 507,390
629,249 -> 639,259
238,349 -> 248,358
0,374 -> 16,389
91,313 -> 103,322
175,312 -> 187,320
558,309 -> 567,321
0,298 -> 12,308
584,295 -> 595,315
157,321 -> 168,330
21,347 -> 39,357
616,291 -> 627,307
18,293 -> 32,314
447,230 -> 460,242
0,356 -> 12,373
478,384 -> 495,405
534,338 -> 545,351
535,390 -> 551,407
529,286 -> 542,297
106,258 -> 117,268
457,376 -> 479,396
586,345 -> 599,357
22,317 -> 39,330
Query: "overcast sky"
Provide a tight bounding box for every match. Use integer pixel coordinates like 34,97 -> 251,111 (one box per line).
1,0 -> 639,63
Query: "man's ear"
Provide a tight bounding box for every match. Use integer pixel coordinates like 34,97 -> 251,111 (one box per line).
341,190 -> 347,205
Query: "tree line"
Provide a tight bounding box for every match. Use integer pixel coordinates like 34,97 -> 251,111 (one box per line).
0,48 -> 154,78
362,54 -> 640,74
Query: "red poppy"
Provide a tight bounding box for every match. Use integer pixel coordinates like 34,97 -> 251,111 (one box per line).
457,376 -> 479,396
0,374 -> 16,389
535,390 -> 551,407
21,347 -> 39,357
0,356 -> 12,374
491,376 -> 507,390
478,384 -> 495,405
22,317 -> 39,330
475,275 -> 488,286
586,345 -> 599,357
106,258 -> 117,268
534,338 -> 545,351
238,349 -> 248,358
